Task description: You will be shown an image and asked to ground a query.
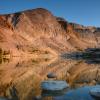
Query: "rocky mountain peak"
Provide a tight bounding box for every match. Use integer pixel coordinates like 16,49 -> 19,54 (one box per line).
0,8 -> 99,56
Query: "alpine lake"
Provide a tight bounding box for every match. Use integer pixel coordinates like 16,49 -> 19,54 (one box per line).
0,48 -> 100,100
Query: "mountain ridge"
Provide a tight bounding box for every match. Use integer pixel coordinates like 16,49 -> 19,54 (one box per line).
0,8 -> 99,56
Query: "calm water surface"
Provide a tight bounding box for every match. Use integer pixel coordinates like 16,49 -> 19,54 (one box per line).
0,55 -> 100,100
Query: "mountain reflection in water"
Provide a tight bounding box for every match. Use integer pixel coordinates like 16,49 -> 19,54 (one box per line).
0,52 -> 100,100
62,48 -> 100,64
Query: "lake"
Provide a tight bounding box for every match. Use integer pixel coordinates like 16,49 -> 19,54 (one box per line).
0,51 -> 100,100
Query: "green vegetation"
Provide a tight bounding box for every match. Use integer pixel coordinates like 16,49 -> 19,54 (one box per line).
82,53 -> 93,59
82,48 -> 100,59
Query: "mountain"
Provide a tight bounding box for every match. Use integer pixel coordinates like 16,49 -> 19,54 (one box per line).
0,8 -> 100,56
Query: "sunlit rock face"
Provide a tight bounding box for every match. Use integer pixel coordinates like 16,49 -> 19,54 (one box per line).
0,8 -> 100,57
0,8 -> 100,100
0,8 -> 69,57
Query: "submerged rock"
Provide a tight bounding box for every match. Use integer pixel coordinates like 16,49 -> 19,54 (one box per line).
0,97 -> 8,100
54,86 -> 96,100
47,72 -> 57,78
90,86 -> 100,98
42,88 -> 68,97
33,95 -> 42,100
41,80 -> 69,91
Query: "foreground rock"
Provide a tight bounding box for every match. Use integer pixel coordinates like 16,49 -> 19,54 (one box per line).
41,80 -> 69,91
47,72 -> 57,78
0,97 -> 8,100
90,86 -> 100,98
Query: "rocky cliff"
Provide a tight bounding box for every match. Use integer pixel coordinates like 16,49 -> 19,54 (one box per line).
0,8 -> 99,56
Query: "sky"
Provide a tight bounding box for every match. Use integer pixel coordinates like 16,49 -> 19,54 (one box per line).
0,0 -> 100,27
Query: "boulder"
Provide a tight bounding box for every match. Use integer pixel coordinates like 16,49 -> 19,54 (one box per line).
0,97 -> 8,100
41,80 -> 69,91
47,72 -> 57,78
33,95 -> 42,100
90,86 -> 100,98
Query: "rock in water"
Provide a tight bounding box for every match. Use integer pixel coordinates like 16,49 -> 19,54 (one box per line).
90,87 -> 100,98
0,97 -> 8,100
33,95 -> 42,100
41,80 -> 69,91
47,72 -> 57,78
